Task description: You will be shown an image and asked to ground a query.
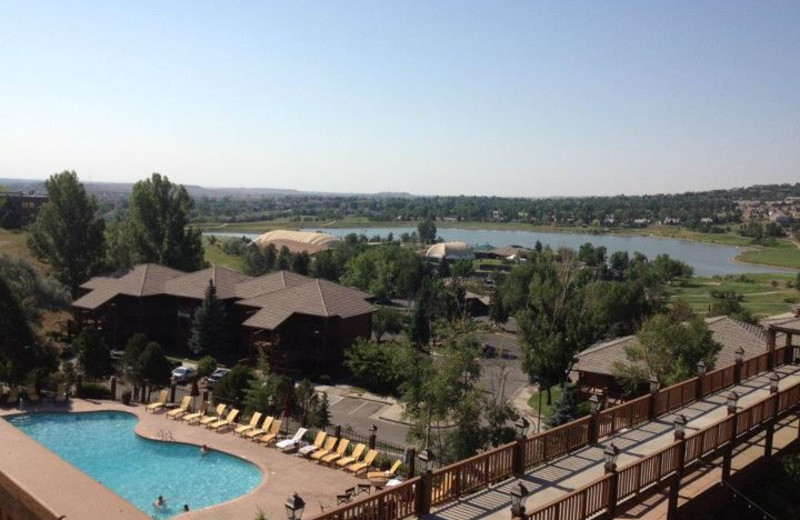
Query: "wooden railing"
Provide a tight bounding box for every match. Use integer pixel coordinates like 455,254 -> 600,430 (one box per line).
313,478 -> 420,520
522,416 -> 591,469
615,442 -> 680,504
526,475 -> 611,520
430,442 -> 516,506
311,343 -> 795,520
524,379 -> 800,520
703,365 -> 736,396
657,377 -> 697,415
597,394 -> 650,438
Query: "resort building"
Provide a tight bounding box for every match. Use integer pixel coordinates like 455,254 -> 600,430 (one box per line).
72,264 -> 375,374
573,315 -> 777,397
0,191 -> 48,229
252,229 -> 341,255
425,241 -> 475,261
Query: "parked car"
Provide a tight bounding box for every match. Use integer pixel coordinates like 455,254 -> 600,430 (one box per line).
206,368 -> 231,389
171,366 -> 196,384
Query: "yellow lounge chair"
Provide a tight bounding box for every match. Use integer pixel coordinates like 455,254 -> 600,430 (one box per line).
5,387 -> 20,405
256,419 -> 282,445
146,390 -> 169,412
309,437 -> 338,460
166,396 -> 192,419
199,404 -> 227,426
26,385 -> 41,404
346,449 -> 379,474
245,416 -> 274,439
298,431 -> 327,456
320,439 -> 349,465
336,443 -> 366,468
367,459 -> 402,480
234,412 -> 262,436
54,384 -> 69,404
183,401 -> 209,423
208,409 -> 239,431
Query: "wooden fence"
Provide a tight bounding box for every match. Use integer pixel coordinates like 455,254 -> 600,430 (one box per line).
523,417 -> 591,469
311,344 -> 796,520
524,379 -> 800,520
313,478 -> 419,520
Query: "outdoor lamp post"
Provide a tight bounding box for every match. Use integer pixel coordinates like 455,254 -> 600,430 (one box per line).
514,417 -> 529,438
696,360 -> 707,376
285,492 -> 305,520
418,447 -> 435,473
589,394 -> 601,413
673,414 -> 687,441
735,347 -> 745,363
649,375 -> 660,394
770,372 -> 780,394
727,391 -> 739,414
603,443 -> 619,473
509,481 -> 530,518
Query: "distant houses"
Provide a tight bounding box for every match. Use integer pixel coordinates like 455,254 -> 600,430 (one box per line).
72,264 -> 375,374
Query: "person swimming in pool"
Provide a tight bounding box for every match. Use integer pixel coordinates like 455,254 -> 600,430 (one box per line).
200,444 -> 209,455
154,495 -> 166,508
183,504 -> 190,512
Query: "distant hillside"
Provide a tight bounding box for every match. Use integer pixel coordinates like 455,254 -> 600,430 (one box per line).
0,178 -> 413,199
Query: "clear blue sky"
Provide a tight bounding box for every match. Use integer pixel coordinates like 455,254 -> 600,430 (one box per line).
1,1 -> 798,197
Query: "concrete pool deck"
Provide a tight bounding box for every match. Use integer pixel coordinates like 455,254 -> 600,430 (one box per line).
0,399 -> 363,519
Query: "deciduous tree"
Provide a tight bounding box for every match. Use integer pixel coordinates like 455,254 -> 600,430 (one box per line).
123,173 -> 204,271
27,171 -> 106,297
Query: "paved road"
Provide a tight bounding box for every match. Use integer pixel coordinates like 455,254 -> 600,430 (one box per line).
328,395 -> 411,447
429,363 -> 800,520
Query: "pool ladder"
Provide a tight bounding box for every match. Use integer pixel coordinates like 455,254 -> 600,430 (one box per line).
157,429 -> 174,442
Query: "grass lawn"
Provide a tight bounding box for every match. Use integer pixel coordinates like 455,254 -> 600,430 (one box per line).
0,228 -> 47,271
202,237 -> 245,271
736,240 -> 800,269
668,274 -> 799,319
527,386 -> 563,423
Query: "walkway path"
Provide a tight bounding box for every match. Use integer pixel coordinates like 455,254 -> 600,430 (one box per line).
429,363 -> 800,520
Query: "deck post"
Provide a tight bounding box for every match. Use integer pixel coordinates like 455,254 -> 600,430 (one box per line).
667,432 -> 686,520
605,460 -> 619,517
169,382 -> 176,403
765,388 -> 779,458
408,448 -> 417,478
722,401 -> 739,481
513,436 -> 526,476
733,358 -> 743,386
767,327 -> 777,370
649,378 -> 660,421
416,469 -> 432,515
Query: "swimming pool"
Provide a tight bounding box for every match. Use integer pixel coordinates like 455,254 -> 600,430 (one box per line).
6,411 -> 263,519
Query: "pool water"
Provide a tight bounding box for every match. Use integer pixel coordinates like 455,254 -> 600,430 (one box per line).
6,411 -> 263,519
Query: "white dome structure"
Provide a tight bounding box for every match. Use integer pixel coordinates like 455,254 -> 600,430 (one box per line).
426,241 -> 475,261
253,230 -> 341,255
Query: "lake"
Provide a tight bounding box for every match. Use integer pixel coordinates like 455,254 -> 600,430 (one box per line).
206,227 -> 787,277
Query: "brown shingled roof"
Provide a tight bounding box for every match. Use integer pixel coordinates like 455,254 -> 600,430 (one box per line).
73,264 -> 186,309
240,279 -> 375,330
234,270 -> 313,299
163,266 -> 253,300
574,316 -> 771,377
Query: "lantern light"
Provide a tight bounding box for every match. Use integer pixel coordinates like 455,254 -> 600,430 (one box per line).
285,493 -> 305,520
696,360 -> 707,376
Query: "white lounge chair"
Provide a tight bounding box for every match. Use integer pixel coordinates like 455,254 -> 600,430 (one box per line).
276,428 -> 308,451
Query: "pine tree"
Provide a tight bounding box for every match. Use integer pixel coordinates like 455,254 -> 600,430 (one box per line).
545,384 -> 579,428
188,281 -> 229,355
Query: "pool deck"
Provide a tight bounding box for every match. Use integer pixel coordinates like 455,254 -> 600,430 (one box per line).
0,399 -> 364,519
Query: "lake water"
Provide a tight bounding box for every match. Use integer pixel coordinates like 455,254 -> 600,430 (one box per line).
206,227 -> 788,277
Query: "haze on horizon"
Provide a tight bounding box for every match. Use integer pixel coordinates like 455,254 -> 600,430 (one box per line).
1,1 -> 798,198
